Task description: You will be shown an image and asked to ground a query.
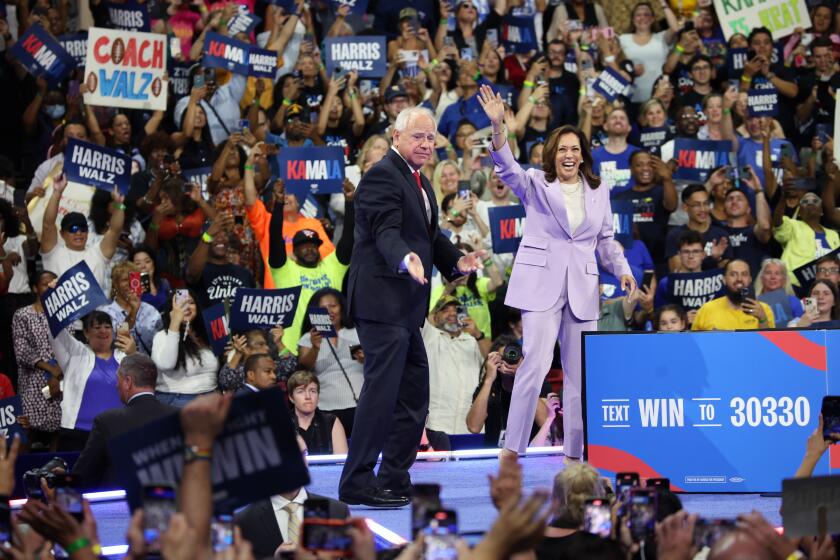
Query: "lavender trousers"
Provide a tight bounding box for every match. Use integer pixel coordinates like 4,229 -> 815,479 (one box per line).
504,280 -> 596,458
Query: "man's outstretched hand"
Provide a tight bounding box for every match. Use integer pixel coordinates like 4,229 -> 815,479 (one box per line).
457,250 -> 487,274
406,253 -> 427,285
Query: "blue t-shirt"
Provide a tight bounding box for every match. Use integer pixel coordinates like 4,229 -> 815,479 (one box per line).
438,93 -> 492,140
736,137 -> 798,188
592,145 -> 638,197
75,356 -> 122,431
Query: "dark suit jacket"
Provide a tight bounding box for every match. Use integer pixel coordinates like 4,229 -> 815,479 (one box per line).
348,149 -> 463,328
235,492 -> 349,560
72,393 -> 177,488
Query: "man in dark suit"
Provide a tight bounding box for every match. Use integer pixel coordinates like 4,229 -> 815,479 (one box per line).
236,435 -> 349,559
72,354 -> 176,488
235,354 -> 278,396
339,107 -> 484,507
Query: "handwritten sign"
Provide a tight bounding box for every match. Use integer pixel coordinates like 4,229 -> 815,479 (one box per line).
84,27 -> 167,111
714,0 -> 811,40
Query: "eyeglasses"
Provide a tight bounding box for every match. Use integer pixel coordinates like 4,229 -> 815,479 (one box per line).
65,224 -> 88,233
800,198 -> 821,206
818,267 -> 840,274
679,249 -> 705,256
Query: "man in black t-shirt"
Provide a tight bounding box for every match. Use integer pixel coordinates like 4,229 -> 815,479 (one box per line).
722,186 -> 771,278
613,151 -> 678,271
796,37 -> 840,136
185,214 -> 255,307
664,185 -> 733,272
738,27 -> 799,133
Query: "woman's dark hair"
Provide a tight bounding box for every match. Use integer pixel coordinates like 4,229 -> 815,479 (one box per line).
442,58 -> 458,91
161,287 -> 210,370
89,189 -> 113,234
811,279 -> 840,320
30,270 -> 57,291
482,49 -> 509,84
300,287 -> 354,337
627,2 -> 660,34
82,310 -> 113,331
0,199 -> 21,238
542,125 -> 600,187
654,304 -> 688,330
210,142 -> 247,179
159,176 -> 197,215
106,113 -> 131,146
747,26 -> 773,45
140,131 -> 176,162
441,193 -> 458,214
128,245 -> 162,289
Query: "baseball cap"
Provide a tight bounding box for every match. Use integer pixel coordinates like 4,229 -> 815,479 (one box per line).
433,295 -> 460,313
60,212 -> 88,232
292,229 -> 324,248
286,103 -> 309,122
385,85 -> 409,102
399,7 -> 418,20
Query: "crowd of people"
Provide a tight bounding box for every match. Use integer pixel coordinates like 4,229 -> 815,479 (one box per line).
0,0 -> 838,550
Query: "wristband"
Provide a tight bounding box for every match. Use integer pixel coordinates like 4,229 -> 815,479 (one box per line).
579,87 -> 586,94
723,108 -> 731,115
113,203 -> 126,211
202,231 -> 214,244
675,44 -> 685,53
528,95 -> 537,104
148,222 -> 160,232
431,58 -> 439,66
579,43 -> 589,51
244,164 -> 255,171
440,17 -> 448,24
64,537 -> 91,555
507,133 -> 516,140
282,98 -> 292,106
473,71 -> 481,81
523,80 -> 535,88
604,55 -> 616,63
184,445 -> 213,463
349,91 -> 358,99
741,74 -> 751,83
451,210 -> 460,217
91,544 -> 102,555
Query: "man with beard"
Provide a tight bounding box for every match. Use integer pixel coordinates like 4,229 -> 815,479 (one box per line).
268,199 -> 354,351
722,184 -> 771,277
185,214 -> 255,308
591,108 -> 638,197
691,259 -> 774,330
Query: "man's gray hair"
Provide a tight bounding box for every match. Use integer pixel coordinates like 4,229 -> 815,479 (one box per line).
118,353 -> 158,389
394,106 -> 437,132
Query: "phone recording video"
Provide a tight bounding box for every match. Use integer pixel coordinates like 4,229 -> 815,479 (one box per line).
56,486 -> 84,521
303,498 -> 354,556
645,477 -> 670,489
583,498 -> 612,537
627,489 -> 656,542
142,484 -> 177,553
212,514 -> 235,552
457,180 -> 471,200
424,509 -> 458,560
822,396 -> 840,442
129,271 -> 144,297
411,484 -> 442,534
693,518 -> 735,549
616,472 -> 640,501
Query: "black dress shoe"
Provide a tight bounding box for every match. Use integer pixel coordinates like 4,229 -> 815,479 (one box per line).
339,487 -> 410,508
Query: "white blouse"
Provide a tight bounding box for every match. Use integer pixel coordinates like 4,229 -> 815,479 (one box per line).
560,180 -> 585,233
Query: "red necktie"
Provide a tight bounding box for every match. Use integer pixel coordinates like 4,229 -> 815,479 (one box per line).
413,170 -> 423,193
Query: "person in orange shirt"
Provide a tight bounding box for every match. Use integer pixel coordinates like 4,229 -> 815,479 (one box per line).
243,148 -> 334,288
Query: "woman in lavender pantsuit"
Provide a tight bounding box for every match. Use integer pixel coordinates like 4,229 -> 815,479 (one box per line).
477,85 -> 636,461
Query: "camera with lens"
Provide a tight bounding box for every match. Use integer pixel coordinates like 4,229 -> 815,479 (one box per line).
501,343 -> 522,366
23,457 -> 69,500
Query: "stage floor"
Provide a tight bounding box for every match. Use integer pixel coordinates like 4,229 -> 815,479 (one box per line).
85,455 -> 782,553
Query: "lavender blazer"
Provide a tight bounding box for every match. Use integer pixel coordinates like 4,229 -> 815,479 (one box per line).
490,142 -> 631,321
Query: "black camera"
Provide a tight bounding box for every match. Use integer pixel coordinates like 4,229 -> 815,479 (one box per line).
23,457 -> 69,501
501,343 -> 522,366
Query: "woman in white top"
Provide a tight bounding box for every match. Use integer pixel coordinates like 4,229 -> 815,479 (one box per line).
297,288 -> 364,436
152,288 -> 218,407
618,2 -> 680,103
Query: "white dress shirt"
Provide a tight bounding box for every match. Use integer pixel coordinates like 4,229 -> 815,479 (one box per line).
270,488 -> 308,543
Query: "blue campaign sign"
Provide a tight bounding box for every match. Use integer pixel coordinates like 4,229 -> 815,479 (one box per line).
167,60 -> 193,100
488,205 -> 526,254
229,287 -> 302,331
203,32 -> 251,76
202,303 -> 230,356
324,36 -> 387,78
611,198 -> 634,247
299,194 -> 325,219
584,330 -> 836,492
794,246 -> 840,288
182,166 -> 212,199
592,67 -> 630,102
228,7 -> 262,36
0,397 -> 27,445
41,261 -> 108,337
59,32 -> 88,69
672,139 -> 730,184
499,15 -> 537,53
726,48 -> 748,72
107,0 -> 150,31
747,88 -> 779,117
637,126 -> 670,155
11,24 -> 75,84
277,147 -> 345,195
665,269 -> 725,310
64,138 -> 132,195
331,0 -> 369,13
248,47 -> 278,78
308,307 -> 337,338
108,388 -> 310,512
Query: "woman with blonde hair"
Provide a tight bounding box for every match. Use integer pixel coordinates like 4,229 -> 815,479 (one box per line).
755,258 -> 803,326
432,160 -> 462,205
99,261 -> 162,355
